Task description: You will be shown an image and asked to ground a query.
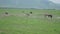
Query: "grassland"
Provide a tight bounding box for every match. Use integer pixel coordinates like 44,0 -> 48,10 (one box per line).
0,9 -> 60,34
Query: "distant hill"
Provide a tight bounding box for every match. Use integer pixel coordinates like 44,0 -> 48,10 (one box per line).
0,0 -> 60,9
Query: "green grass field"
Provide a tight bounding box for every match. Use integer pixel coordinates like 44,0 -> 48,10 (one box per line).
0,9 -> 60,34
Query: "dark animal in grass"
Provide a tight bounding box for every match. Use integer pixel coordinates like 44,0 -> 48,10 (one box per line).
44,14 -> 52,19
30,12 -> 32,14
5,12 -> 8,15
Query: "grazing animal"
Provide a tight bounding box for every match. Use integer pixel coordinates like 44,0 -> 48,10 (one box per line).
30,12 -> 32,14
5,12 -> 8,15
44,14 -> 52,19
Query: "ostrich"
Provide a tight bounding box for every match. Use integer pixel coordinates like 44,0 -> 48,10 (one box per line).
44,14 -> 52,19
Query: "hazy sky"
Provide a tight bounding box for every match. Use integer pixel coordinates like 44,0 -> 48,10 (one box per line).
0,0 -> 60,9
49,0 -> 60,4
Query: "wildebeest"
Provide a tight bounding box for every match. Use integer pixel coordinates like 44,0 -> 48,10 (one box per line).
44,14 -> 52,19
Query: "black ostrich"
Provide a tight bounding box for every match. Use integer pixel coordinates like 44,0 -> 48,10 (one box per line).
30,12 -> 32,14
44,14 -> 52,19
5,12 -> 8,15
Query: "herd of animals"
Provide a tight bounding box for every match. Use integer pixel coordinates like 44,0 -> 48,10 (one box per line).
4,11 -> 53,19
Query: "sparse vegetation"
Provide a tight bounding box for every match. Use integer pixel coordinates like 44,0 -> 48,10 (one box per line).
0,9 -> 60,34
